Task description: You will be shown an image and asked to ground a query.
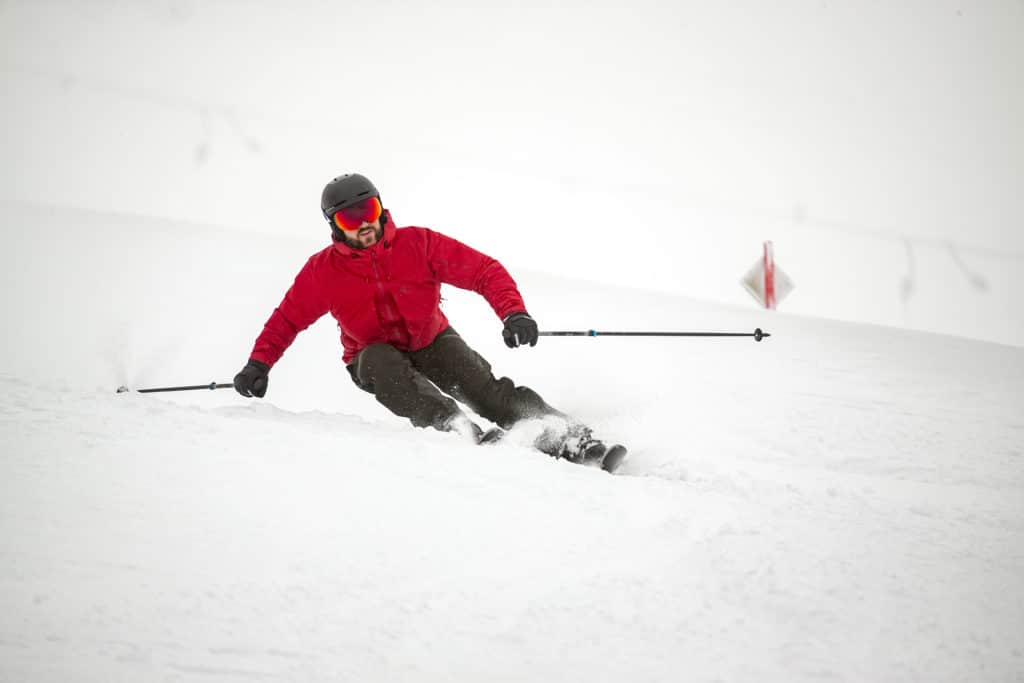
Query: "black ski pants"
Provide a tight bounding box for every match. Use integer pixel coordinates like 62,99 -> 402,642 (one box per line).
347,327 -> 561,431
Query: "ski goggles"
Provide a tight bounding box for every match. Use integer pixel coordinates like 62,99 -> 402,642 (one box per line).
330,196 -> 383,231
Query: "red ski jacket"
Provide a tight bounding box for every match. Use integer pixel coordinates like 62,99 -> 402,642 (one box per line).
249,212 -> 527,366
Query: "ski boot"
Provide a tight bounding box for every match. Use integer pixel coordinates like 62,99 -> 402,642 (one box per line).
442,414 -> 504,445
550,424 -> 628,473
560,430 -> 609,464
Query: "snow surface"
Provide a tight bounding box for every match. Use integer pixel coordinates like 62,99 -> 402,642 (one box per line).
2,202 -> 1023,682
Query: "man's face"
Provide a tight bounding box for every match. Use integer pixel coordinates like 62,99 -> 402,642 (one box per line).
340,218 -> 383,249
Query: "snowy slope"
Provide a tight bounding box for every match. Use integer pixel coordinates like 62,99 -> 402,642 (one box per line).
2,203 -> 1023,682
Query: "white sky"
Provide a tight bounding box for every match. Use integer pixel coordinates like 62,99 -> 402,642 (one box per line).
2,0 -> 1023,344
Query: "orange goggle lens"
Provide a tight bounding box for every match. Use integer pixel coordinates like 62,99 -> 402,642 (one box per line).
332,196 -> 382,231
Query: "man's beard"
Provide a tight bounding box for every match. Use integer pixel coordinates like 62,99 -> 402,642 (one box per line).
341,225 -> 384,250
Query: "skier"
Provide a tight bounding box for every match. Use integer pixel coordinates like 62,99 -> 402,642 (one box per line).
232,173 -> 620,466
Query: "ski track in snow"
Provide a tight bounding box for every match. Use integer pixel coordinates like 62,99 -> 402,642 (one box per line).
2,204 -> 1024,681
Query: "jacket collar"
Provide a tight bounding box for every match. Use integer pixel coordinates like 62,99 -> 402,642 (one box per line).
330,209 -> 397,257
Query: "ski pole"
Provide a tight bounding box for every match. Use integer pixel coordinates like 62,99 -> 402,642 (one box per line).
116,382 -> 234,394
539,327 -> 771,341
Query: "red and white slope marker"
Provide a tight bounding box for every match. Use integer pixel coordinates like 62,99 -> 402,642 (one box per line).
741,241 -> 794,310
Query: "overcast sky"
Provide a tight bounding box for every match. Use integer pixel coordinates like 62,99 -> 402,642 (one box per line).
3,0 -> 1022,344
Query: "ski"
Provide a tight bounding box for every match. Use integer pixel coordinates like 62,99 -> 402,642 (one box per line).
475,427 -> 628,474
477,427 -> 506,445
599,444 -> 628,473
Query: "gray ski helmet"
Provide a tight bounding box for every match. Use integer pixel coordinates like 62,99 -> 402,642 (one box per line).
321,173 -> 380,220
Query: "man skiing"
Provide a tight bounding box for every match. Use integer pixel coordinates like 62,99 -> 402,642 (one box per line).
233,173 -> 623,467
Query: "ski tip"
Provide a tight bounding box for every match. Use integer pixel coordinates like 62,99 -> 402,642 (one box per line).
478,427 -> 507,445
116,385 -> 130,394
600,444 -> 629,473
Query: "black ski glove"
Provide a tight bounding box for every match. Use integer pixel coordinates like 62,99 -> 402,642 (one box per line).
502,312 -> 539,348
233,359 -> 270,398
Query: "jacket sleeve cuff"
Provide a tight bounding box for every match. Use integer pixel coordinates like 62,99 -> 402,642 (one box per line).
247,356 -> 273,371
502,311 -> 529,323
